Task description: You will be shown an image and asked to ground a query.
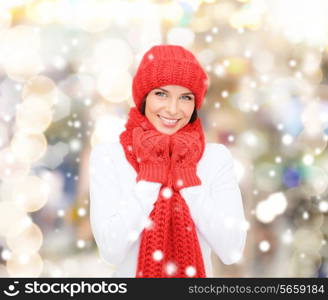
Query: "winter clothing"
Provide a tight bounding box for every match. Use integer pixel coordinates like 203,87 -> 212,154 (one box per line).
89,141 -> 247,277
119,107 -> 206,277
132,45 -> 209,110
89,44 -> 247,278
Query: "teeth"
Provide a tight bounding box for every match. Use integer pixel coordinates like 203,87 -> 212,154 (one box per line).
159,116 -> 178,124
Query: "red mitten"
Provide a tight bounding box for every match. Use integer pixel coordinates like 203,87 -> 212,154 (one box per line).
170,131 -> 202,190
132,127 -> 170,184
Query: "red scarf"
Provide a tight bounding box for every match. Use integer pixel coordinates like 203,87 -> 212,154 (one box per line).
119,107 -> 206,277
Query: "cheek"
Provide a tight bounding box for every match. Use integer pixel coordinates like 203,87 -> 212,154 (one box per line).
183,104 -> 195,118
146,96 -> 161,114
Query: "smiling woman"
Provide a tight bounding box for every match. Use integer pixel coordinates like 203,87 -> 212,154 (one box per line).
89,44 -> 247,278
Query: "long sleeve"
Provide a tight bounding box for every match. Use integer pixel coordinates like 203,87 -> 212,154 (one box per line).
89,143 -> 162,266
180,144 -> 247,265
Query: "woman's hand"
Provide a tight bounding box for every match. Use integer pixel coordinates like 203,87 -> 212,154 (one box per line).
170,131 -> 202,190
132,127 -> 171,184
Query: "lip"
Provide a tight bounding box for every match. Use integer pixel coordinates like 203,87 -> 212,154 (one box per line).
158,115 -> 181,128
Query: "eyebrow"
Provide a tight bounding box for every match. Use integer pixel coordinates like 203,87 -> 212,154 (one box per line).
156,88 -> 194,96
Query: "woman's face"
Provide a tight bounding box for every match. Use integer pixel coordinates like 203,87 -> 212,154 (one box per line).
145,85 -> 195,135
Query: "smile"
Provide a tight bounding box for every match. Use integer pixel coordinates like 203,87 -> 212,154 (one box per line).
158,115 -> 180,126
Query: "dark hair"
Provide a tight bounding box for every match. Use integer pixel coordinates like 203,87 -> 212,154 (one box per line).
139,97 -> 198,124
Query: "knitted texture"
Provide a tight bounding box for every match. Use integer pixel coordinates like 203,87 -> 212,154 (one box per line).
132,127 -> 171,184
119,107 -> 206,278
132,45 -> 209,110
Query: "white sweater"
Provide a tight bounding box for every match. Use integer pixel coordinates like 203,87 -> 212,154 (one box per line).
89,141 -> 247,277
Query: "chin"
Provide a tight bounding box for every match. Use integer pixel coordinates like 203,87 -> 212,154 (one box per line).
155,124 -> 180,135
159,128 -> 178,135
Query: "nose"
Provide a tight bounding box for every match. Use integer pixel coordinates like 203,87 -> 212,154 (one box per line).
166,97 -> 178,116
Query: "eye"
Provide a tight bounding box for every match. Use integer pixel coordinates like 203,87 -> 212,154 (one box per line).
155,91 -> 166,97
181,95 -> 193,100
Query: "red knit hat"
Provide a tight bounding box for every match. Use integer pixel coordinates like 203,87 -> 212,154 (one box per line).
132,45 -> 209,110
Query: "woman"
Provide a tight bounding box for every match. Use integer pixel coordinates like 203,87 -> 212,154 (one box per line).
89,45 -> 247,278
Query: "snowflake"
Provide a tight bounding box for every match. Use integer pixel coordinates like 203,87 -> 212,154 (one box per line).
144,217 -> 154,230
74,120 -> 81,128
240,220 -> 250,231
176,179 -> 184,187
185,265 -> 196,277
259,240 -> 270,252
77,207 -> 86,217
319,201 -> 328,213
152,250 -> 163,261
1,249 -> 12,261
165,261 -> 177,276
57,209 -> 65,217
76,240 -> 85,249
161,187 -> 173,199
